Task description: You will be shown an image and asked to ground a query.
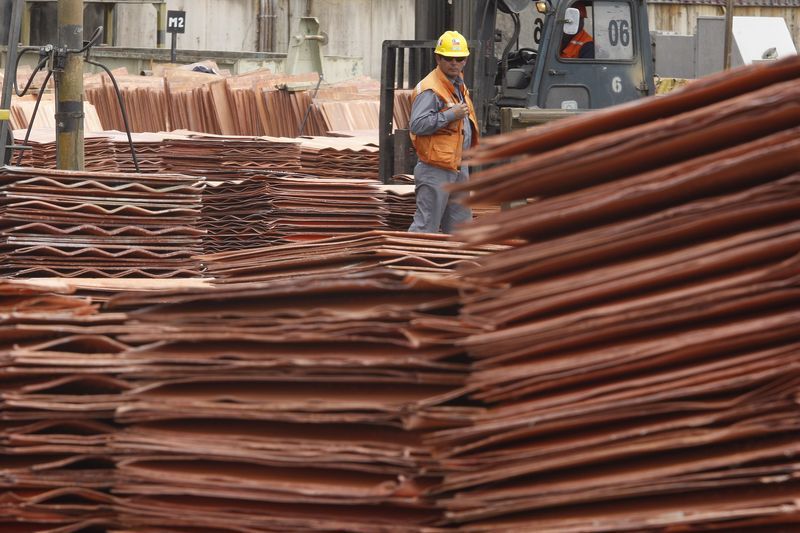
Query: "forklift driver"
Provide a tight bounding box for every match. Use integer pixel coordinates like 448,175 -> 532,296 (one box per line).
561,1 -> 595,59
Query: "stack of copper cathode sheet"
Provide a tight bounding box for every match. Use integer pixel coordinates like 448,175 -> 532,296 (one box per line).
0,167 -> 205,278
0,278 -> 126,532
200,179 -> 277,253
379,184 -> 416,231
200,171 -> 392,254
83,70 -> 170,133
160,133 -> 302,180
12,130 -> 119,172
99,270 -> 478,531
0,270 -> 475,531
423,55 -> 800,531
298,136 -> 381,180
198,230 -> 510,283
261,172 -> 389,242
108,131 -> 168,174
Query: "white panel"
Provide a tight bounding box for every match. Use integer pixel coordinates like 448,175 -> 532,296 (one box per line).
733,16 -> 797,64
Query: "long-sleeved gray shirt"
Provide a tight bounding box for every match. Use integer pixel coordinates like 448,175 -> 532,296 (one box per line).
408,75 -> 473,175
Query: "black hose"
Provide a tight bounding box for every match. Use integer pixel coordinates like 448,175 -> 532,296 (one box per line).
86,58 -> 140,173
81,26 -> 139,173
14,69 -> 53,166
8,26 -> 140,172
13,47 -> 48,98
78,26 -> 103,53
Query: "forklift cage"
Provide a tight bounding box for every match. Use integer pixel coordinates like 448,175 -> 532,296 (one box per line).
378,39 -> 483,183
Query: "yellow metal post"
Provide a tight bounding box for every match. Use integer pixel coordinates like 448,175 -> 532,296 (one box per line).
21,1 -> 31,45
104,4 -> 114,45
56,0 -> 85,170
156,2 -> 167,48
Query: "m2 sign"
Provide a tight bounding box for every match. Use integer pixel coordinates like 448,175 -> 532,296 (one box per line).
167,10 -> 186,34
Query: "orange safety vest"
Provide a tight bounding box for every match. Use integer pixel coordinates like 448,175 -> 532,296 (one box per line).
409,68 -> 479,171
561,29 -> 593,58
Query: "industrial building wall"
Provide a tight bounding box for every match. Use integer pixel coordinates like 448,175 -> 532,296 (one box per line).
114,1 -> 262,53
5,1 -> 795,80
114,0 -> 415,79
648,3 -> 800,48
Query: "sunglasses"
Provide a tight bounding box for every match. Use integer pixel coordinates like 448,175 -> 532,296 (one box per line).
440,56 -> 466,63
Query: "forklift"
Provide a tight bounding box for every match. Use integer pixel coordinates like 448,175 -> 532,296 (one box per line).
379,0 -> 655,182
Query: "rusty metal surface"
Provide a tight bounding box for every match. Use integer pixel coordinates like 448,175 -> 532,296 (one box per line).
432,55 -> 800,530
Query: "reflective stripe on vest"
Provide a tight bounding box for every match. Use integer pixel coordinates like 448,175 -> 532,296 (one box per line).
561,29 -> 593,58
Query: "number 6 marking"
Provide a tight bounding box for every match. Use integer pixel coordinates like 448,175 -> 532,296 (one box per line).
612,76 -> 622,93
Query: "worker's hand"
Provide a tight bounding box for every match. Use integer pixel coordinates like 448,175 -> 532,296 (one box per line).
450,102 -> 469,121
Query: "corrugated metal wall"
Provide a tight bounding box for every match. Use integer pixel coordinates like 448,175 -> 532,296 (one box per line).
648,2 -> 800,46
113,0 -> 415,80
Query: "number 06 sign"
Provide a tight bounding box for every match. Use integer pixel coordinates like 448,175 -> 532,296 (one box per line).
593,2 -> 633,60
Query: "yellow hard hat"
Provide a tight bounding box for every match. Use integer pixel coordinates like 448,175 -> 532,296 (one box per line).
435,30 -> 469,57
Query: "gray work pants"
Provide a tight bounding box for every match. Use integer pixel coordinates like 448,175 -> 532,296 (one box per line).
408,162 -> 472,234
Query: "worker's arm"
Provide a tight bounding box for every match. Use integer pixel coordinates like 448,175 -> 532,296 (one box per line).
409,90 -> 460,135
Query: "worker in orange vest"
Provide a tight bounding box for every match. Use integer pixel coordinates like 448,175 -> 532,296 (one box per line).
561,1 -> 595,59
407,30 -> 479,234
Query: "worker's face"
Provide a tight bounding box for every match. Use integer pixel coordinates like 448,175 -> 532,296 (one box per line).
436,54 -> 467,78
